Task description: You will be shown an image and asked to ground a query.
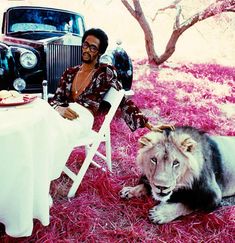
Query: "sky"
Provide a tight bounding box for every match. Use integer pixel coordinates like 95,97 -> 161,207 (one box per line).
1,0 -> 235,66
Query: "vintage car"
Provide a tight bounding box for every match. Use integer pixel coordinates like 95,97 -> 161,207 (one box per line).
0,6 -> 133,93
0,6 -> 85,93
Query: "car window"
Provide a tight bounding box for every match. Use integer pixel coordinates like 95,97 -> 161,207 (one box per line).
7,8 -> 85,36
11,23 -> 57,32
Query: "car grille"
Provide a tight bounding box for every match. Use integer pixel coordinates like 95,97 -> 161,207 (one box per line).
46,44 -> 81,93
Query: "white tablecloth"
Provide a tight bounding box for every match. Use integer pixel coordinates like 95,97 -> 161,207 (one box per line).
0,98 -> 93,237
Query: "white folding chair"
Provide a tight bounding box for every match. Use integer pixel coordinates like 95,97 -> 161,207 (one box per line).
63,87 -> 125,198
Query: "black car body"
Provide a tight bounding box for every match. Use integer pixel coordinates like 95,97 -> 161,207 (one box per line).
0,6 -> 133,94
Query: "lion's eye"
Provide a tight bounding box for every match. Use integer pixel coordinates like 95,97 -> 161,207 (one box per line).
151,157 -> 157,165
173,160 -> 180,167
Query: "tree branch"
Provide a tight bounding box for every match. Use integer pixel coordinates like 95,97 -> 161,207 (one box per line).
178,1 -> 235,32
174,5 -> 182,30
158,0 -> 182,12
121,0 -> 136,18
159,0 -> 235,64
122,0 -> 235,65
151,0 -> 183,22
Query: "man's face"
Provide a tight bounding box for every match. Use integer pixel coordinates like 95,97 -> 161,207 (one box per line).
81,35 -> 100,64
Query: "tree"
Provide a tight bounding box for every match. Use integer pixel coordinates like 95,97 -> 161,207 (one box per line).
121,0 -> 235,65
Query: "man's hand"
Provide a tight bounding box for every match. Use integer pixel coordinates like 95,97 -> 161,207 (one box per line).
146,122 -> 175,132
55,106 -> 79,120
151,124 -> 175,132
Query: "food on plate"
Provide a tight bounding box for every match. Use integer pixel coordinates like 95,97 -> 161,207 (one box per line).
0,90 -> 25,104
0,90 -> 21,100
0,88 -> 37,105
0,90 -> 36,105
9,90 -> 21,97
0,90 -> 12,99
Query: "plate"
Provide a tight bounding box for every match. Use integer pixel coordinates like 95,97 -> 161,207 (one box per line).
0,95 -> 37,106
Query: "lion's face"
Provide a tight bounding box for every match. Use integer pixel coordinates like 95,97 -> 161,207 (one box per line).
137,130 -> 203,202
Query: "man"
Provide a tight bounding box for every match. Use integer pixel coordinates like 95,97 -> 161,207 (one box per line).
50,28 -> 172,132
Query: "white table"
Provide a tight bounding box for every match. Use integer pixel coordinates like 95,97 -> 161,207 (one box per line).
0,98 -> 92,237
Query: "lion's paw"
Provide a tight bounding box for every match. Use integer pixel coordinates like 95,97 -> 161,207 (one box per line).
149,203 -> 192,224
148,205 -> 174,224
120,184 -> 147,199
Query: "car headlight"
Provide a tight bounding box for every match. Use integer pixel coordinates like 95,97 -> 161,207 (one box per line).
13,78 -> 26,92
19,50 -> 37,69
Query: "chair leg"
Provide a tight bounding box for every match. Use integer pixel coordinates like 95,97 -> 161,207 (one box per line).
85,145 -> 103,168
85,145 -> 90,155
67,155 -> 95,197
105,129 -> 112,171
67,139 -> 102,198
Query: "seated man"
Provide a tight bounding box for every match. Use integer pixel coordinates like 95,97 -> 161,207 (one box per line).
49,28 -> 171,132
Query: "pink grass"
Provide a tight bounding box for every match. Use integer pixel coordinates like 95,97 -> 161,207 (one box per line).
1,61 -> 234,242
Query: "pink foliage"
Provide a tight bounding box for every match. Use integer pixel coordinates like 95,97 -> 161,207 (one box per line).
1,61 -> 234,242
132,61 -> 235,135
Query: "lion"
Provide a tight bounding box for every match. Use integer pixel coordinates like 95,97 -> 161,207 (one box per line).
120,126 -> 235,224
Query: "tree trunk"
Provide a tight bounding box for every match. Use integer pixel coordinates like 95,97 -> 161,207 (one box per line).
121,0 -> 159,63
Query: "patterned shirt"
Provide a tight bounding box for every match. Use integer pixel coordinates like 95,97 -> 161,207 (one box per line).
49,63 -> 148,131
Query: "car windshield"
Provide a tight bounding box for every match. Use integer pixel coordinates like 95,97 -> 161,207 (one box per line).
7,8 -> 85,36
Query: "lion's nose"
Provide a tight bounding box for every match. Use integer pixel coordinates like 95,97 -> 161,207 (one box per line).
155,185 -> 170,191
